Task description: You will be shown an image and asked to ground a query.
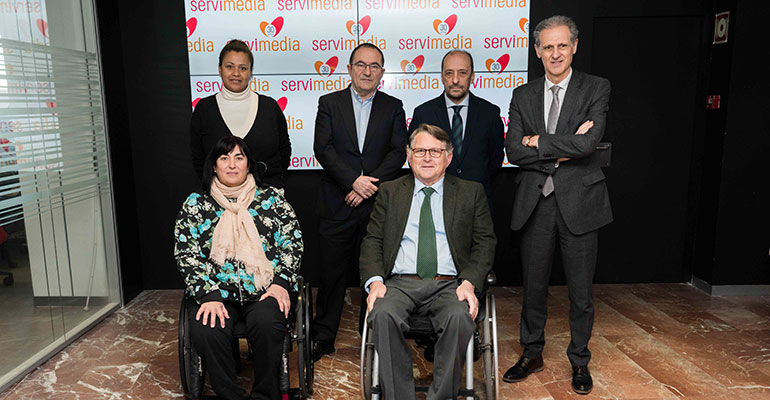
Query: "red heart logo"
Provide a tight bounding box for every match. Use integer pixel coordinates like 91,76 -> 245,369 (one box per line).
314,56 -> 338,76
260,17 -> 284,37
186,17 -> 197,38
400,55 -> 424,75
192,97 -> 201,109
277,97 -> 288,112
485,54 -> 510,74
346,15 -> 371,36
36,19 -> 48,38
432,14 -> 457,35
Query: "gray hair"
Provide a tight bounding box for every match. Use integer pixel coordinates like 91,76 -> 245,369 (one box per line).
408,123 -> 454,153
533,15 -> 579,48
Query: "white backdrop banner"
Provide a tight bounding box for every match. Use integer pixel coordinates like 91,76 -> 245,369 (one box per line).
185,0 -> 530,169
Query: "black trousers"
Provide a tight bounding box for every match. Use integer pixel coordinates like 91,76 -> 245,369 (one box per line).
189,298 -> 286,400
519,194 -> 598,367
313,207 -> 369,344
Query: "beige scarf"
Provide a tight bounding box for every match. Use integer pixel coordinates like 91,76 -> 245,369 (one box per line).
209,174 -> 274,291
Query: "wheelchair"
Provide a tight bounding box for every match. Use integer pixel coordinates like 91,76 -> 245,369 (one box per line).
179,277 -> 314,400
360,272 -> 500,400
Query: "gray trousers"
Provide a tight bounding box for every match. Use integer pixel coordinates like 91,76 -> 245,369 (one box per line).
368,277 -> 475,400
519,194 -> 598,367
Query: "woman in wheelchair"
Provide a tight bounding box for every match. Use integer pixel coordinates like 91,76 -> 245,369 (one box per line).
174,136 -> 303,400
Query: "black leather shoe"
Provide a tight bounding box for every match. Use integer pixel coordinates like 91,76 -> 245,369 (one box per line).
311,340 -> 335,363
502,355 -> 544,382
572,365 -> 593,395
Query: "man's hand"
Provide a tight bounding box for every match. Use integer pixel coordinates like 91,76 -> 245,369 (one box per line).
367,281 -> 387,313
525,135 -> 540,148
260,284 -> 291,318
196,301 -> 229,328
456,280 -> 478,320
345,190 -> 366,207
575,120 -> 594,135
352,176 -> 380,198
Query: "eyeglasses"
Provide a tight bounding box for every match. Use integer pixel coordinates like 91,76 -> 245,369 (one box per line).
410,148 -> 446,158
351,62 -> 383,73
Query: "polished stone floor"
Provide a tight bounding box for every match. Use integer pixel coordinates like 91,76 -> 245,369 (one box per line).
1,284 -> 770,399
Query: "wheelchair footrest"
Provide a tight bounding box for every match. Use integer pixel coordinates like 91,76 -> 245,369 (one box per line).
458,388 -> 476,397
415,385 -> 430,392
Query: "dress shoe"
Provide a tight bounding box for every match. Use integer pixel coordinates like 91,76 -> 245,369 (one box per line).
502,355 -> 544,382
311,340 -> 335,363
572,365 -> 593,395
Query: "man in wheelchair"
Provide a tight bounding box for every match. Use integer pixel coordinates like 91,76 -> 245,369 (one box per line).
360,123 -> 496,399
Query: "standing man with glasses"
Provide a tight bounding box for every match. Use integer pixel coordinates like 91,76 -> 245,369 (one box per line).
409,50 -> 504,210
312,43 -> 408,362
502,15 -> 612,395
361,123 -> 495,400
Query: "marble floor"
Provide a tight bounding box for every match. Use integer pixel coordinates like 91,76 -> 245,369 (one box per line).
1,284 -> 770,399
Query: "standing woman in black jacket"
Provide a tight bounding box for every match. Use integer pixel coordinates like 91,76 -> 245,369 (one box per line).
191,40 -> 291,188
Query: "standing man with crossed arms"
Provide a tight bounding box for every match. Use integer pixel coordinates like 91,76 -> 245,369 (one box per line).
312,43 -> 408,362
503,15 -> 612,395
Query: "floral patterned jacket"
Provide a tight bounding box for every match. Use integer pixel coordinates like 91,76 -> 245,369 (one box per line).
174,186 -> 303,304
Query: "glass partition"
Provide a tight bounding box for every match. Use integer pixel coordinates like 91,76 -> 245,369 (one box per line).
0,0 -> 121,391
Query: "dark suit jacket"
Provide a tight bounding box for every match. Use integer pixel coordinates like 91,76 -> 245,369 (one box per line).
505,71 -> 613,235
409,93 -> 505,200
190,94 -> 290,188
359,174 -> 496,292
314,87 -> 408,220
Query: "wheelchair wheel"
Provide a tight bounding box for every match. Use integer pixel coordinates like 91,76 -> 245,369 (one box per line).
179,296 -> 204,399
296,280 -> 314,398
482,293 -> 499,400
360,317 -> 376,400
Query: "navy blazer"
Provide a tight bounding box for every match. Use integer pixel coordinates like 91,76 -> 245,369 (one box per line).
505,71 -> 613,235
409,92 -> 505,200
313,87 -> 408,220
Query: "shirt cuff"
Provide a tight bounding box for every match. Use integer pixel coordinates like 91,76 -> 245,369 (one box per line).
364,276 -> 384,293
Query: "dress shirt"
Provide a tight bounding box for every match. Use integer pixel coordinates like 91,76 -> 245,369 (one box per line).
365,176 -> 456,291
444,93 -> 469,141
351,86 -> 375,153
543,68 -> 572,130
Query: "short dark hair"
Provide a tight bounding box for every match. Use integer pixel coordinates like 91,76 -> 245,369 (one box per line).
219,39 -> 254,72
408,123 -> 454,153
201,136 -> 263,193
533,15 -> 579,48
349,43 -> 384,66
441,50 -> 474,72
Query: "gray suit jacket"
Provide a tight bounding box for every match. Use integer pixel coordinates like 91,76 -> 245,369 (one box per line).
359,174 -> 496,292
505,71 -> 613,235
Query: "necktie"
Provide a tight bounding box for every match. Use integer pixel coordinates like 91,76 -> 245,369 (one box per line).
451,105 -> 464,155
543,85 -> 560,196
416,187 -> 437,280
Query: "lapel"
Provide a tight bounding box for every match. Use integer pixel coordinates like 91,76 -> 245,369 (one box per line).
430,94 -> 452,132
339,87 -> 360,152
530,77 -> 546,135
362,91 -> 384,154
555,70 -> 582,136
393,177 -> 414,245
442,174 -> 458,255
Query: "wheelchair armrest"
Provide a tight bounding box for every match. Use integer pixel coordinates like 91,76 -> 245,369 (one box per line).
486,271 -> 497,286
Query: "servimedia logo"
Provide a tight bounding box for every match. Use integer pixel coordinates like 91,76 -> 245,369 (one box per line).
433,14 -> 457,35
260,17 -> 284,37
314,56 -> 339,76
400,55 -> 424,75
485,54 -> 509,74
346,16 -> 371,36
